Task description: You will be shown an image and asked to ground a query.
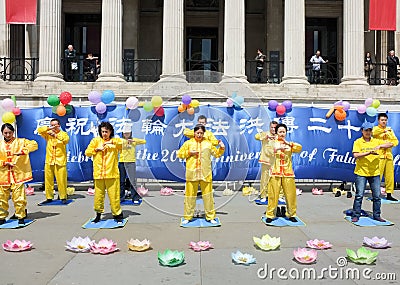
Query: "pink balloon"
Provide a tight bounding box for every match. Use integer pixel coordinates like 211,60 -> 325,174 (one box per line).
95,102 -> 107,114
126,97 -> 139,109
226,98 -> 234,107
364,98 -> 373,107
1,98 -> 15,111
357,104 -> 366,114
12,107 -> 21,116
276,104 -> 286,116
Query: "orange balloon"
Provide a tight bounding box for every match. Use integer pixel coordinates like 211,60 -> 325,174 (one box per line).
334,108 -> 346,121
178,105 -> 185,113
187,107 -> 195,115
56,105 -> 66,116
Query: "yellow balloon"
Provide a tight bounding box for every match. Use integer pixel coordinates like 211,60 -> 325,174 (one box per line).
151,96 -> 163,107
190,99 -> 200,108
2,111 -> 16,124
371,99 -> 380,109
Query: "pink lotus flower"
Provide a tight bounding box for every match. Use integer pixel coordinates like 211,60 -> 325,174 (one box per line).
87,187 -> 95,195
2,239 -> 33,252
312,188 -> 323,195
25,186 -> 35,196
363,237 -> 392,249
137,185 -> 149,197
89,238 -> 119,255
306,239 -> 333,250
127,238 -> 151,252
296,188 -> 303,195
189,241 -> 213,252
160,187 -> 173,196
293,248 -> 317,264
380,187 -> 386,195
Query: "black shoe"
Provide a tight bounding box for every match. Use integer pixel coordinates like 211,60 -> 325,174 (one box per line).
265,218 -> 273,223
61,199 -> 67,204
387,194 -> 398,201
281,206 -> 286,217
0,219 -> 5,225
276,207 -> 281,217
18,218 -> 25,225
92,213 -> 101,223
114,213 -> 124,223
40,199 -> 53,205
347,191 -> 352,198
288,217 -> 297,223
335,191 -> 341,197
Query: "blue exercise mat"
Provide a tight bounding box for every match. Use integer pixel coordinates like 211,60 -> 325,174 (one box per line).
82,218 -> 128,229
180,217 -> 221,228
121,199 -> 142,206
366,197 -> 400,204
38,199 -> 74,206
254,198 -> 286,205
344,216 -> 393,227
0,219 -> 35,229
261,216 -> 305,227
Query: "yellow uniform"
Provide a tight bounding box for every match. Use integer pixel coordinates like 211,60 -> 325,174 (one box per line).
85,137 -> 123,216
372,125 -> 399,194
352,137 -> 383,177
119,138 -> 146,163
266,139 -> 302,219
177,138 -> 224,221
184,128 -> 219,146
37,126 -> 70,200
0,138 -> 38,220
255,131 -> 276,199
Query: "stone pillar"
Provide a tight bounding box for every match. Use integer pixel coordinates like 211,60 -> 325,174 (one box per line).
222,0 -> 247,82
97,0 -> 125,82
340,0 -> 368,85
160,0 -> 185,81
35,0 -> 63,81
280,0 -> 309,86
0,0 -> 9,57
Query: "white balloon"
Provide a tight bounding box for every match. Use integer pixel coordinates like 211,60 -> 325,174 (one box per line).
126,97 -> 139,110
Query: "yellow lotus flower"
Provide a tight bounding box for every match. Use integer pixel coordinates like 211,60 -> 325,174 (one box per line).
253,234 -> 280,251
127,238 -> 151,252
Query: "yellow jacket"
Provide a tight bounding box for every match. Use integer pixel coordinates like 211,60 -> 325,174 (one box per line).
177,138 -> 224,182
119,138 -> 146,163
85,137 -> 123,179
270,139 -> 302,177
372,125 -> 398,159
37,126 -> 70,165
352,137 -> 383,176
0,138 -> 38,186
183,128 -> 219,146
255,131 -> 276,165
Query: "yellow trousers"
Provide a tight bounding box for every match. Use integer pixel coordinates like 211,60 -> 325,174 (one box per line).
266,176 -> 297,218
259,164 -> 271,199
94,178 -> 122,216
184,181 -> 215,221
45,164 -> 68,200
379,158 -> 395,194
0,183 -> 26,220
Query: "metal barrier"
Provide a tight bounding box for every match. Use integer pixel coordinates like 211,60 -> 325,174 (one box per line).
123,58 -> 162,82
246,60 -> 284,83
0,57 -> 38,81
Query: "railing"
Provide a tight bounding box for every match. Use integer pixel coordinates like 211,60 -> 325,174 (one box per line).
0,57 -> 38,81
62,56 -> 101,82
365,62 -> 398,86
185,59 -> 222,83
305,62 -> 342,85
246,60 -> 284,83
122,59 -> 162,82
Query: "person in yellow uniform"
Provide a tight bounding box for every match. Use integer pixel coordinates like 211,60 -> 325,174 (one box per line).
0,123 -> 38,225
184,115 -> 219,146
85,122 -> 123,223
265,123 -> 302,223
372,113 -> 399,201
119,124 -> 146,204
255,120 -> 277,202
37,119 -> 70,204
352,122 -> 392,222
178,125 -> 225,224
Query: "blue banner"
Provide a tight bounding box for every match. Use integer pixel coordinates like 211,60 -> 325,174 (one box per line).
15,105 -> 400,183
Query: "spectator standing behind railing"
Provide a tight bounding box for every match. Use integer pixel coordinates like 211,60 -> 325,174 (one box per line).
387,50 -> 399,86
309,50 -> 328,83
64,44 -> 77,82
364,52 -> 375,80
86,53 -> 100,81
255,49 -> 266,83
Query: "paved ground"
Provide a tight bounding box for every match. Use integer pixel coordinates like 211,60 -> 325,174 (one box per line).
0,186 -> 399,285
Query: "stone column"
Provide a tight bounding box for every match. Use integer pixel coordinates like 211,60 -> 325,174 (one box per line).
280,0 -> 309,86
0,0 -> 9,57
97,0 -> 125,82
160,0 -> 185,81
222,0 -> 247,82
340,0 -> 368,85
35,0 -> 63,81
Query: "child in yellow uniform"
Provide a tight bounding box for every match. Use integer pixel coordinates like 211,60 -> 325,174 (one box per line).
178,125 -> 225,224
85,122 -> 123,223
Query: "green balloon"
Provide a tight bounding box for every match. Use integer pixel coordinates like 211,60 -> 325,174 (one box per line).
51,106 -> 58,114
65,104 -> 73,114
47,95 -> 60,107
143,102 -> 153,112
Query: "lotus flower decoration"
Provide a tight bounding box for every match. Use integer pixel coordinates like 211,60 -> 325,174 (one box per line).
160,187 -> 173,196
293,248 -> 318,264
127,238 -> 151,252
66,187 -> 75,195
2,239 -> 33,252
253,234 -> 280,251
380,187 -> 386,195
89,238 -> 119,255
25,185 -> 34,196
137,185 -> 149,197
306,239 -> 333,250
346,247 -> 378,264
158,249 -> 185,267
242,186 -> 258,196
87,187 -> 95,196
231,250 -> 256,265
363,237 -> 391,249
65,236 -> 93,253
189,241 -> 213,252
312,188 -> 324,195
223,188 -> 234,196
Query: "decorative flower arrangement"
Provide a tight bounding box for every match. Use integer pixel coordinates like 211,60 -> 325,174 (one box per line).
231,250 -> 256,265
137,185 -> 149,197
189,241 -> 213,252
242,186 -> 258,196
253,234 -> 281,251
363,237 -> 392,249
293,248 -> 318,264
65,236 -> 93,253
296,188 -> 303,196
312,188 -> 324,195
66,187 -> 75,195
87,187 -> 95,196
25,185 -> 35,196
158,249 -> 185,267
346,247 -> 378,264
127,238 -> 151,252
223,188 -> 234,196
2,239 -> 33,252
306,239 -> 333,250
89,238 -> 119,255
160,187 -> 173,196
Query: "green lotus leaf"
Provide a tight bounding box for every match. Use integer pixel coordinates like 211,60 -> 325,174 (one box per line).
347,247 -> 378,264
158,249 -> 185,267
346,248 -> 357,259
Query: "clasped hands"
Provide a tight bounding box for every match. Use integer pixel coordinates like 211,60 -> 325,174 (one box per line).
95,141 -> 113,152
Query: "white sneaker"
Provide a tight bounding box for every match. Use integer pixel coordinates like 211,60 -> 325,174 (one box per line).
209,219 -> 218,224
278,198 -> 286,203
260,198 -> 267,203
181,219 -> 190,225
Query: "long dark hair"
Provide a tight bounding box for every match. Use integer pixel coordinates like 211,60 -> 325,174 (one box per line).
98,121 -> 114,138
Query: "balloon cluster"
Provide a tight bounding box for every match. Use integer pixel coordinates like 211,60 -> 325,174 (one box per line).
1,96 -> 21,124
226,92 -> 244,108
178,95 -> 199,115
47,92 -> 73,117
357,98 -> 380,117
325,100 -> 350,121
268,100 -> 292,116
88,90 -> 115,114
